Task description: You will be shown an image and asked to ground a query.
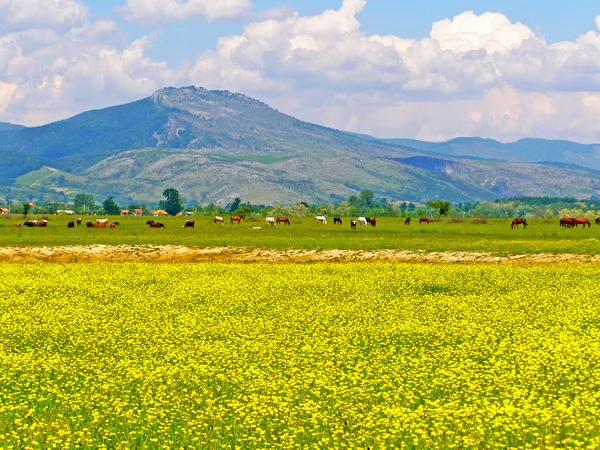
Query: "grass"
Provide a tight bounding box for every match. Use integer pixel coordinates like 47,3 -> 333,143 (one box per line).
0,215 -> 599,254
1,263 -> 600,448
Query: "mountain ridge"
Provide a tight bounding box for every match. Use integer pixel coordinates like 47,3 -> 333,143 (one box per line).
352,134 -> 600,170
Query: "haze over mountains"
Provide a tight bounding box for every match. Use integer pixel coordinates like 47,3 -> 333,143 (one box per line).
1,86 -> 600,205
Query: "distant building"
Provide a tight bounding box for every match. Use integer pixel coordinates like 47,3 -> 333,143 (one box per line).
120,210 -> 129,216
152,209 -> 169,216
134,209 -> 143,216
0,208 -> 9,214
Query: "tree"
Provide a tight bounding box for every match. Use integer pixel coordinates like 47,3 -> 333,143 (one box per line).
160,188 -> 182,216
229,197 -> 241,213
102,196 -> 120,215
74,194 -> 95,211
360,190 -> 375,208
22,202 -> 31,219
427,200 -> 451,219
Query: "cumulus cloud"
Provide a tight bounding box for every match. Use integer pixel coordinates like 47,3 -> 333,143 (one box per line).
2,0 -> 600,143
430,11 -> 534,53
0,0 -> 89,30
117,0 -> 252,23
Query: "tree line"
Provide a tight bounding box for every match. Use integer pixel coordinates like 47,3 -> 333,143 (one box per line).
3,190 -> 599,219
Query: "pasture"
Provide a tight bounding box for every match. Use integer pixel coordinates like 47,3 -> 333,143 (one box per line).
1,263 -> 600,449
1,215 -> 600,255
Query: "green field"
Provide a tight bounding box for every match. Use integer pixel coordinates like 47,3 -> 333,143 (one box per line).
1,263 -> 599,449
1,215 -> 599,254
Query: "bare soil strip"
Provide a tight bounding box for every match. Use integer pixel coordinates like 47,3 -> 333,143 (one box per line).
0,245 -> 599,264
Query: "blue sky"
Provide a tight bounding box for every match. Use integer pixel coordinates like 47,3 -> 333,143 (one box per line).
82,0 -> 600,65
2,0 -> 600,142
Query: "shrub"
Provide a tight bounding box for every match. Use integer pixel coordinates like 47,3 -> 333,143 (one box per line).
471,217 -> 487,224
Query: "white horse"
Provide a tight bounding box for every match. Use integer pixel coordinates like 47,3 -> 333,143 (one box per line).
96,218 -> 109,225
358,216 -> 368,226
315,215 -> 327,225
265,217 -> 275,226
214,216 -> 224,224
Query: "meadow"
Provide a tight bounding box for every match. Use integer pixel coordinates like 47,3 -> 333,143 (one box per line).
1,263 -> 600,449
1,215 -> 600,254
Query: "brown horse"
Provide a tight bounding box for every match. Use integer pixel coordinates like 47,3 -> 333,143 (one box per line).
149,222 -> 165,228
276,217 -> 291,225
574,217 -> 591,228
230,215 -> 245,224
76,217 -> 82,225
366,217 -> 376,227
560,217 -> 575,228
419,218 -> 430,224
404,217 -> 411,225
511,218 -> 528,229
67,221 -> 75,228
333,217 -> 342,225
596,217 -> 600,225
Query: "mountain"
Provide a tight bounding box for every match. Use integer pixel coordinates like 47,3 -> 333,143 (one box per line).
362,136 -> 600,170
2,86 -> 600,204
0,122 -> 26,133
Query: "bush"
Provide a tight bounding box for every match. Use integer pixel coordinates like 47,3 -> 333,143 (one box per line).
449,217 -> 462,223
471,217 -> 487,224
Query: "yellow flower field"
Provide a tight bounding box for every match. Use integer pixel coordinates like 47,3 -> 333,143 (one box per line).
1,263 -> 600,449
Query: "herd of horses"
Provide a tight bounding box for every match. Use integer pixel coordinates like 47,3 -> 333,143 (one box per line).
13,215 -> 600,230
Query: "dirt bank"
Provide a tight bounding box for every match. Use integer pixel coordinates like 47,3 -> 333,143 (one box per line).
0,245 -> 599,264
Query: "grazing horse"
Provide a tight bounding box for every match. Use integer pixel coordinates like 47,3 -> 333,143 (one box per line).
146,220 -> 155,225
358,217 -> 368,226
560,217 -> 575,228
76,217 -> 82,226
276,217 -> 290,225
265,217 -> 275,226
38,220 -> 48,227
96,218 -> 109,225
419,218 -> 430,224
230,215 -> 245,224
149,222 -> 165,228
67,221 -> 75,228
350,220 -> 357,229
214,216 -> 224,224
511,218 -> 528,229
574,217 -> 591,228
596,217 -> 600,225
14,223 -> 21,227
109,222 -> 117,228
86,221 -> 94,227
314,215 -> 327,225
366,217 -> 377,227
404,217 -> 411,225
333,217 -> 342,225
183,220 -> 195,228
93,222 -> 106,228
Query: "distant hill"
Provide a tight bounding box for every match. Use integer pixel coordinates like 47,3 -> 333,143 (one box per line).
0,122 -> 26,133
1,86 -> 600,204
356,135 -> 600,170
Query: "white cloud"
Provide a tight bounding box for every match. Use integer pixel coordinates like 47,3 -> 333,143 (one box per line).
117,0 -> 252,23
430,11 -> 535,53
0,0 -> 89,30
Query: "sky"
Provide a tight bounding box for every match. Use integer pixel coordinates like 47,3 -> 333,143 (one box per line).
1,0 -> 600,142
